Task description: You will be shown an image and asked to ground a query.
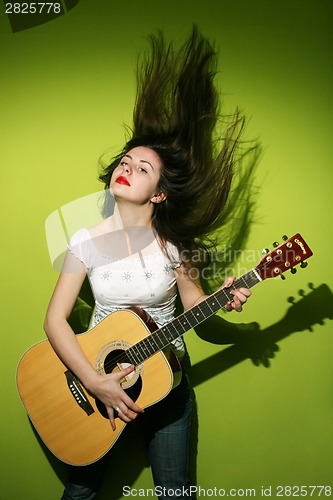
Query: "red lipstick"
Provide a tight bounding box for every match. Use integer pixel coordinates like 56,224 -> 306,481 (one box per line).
115,176 -> 130,186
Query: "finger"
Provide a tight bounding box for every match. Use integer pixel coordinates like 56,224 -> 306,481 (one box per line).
115,406 -> 132,423
237,287 -> 252,298
121,394 -> 144,414
231,289 -> 251,303
107,407 -> 117,431
231,295 -> 243,312
232,292 -> 247,305
222,276 -> 234,288
117,404 -> 141,423
116,364 -> 135,380
107,404 -> 135,428
115,365 -> 144,414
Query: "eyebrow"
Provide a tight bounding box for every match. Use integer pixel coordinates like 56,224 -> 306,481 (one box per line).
124,154 -> 154,171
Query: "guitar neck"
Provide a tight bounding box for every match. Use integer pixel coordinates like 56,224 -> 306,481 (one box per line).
126,268 -> 262,366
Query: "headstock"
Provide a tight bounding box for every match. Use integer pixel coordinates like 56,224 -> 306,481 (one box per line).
255,233 -> 313,281
284,283 -> 333,332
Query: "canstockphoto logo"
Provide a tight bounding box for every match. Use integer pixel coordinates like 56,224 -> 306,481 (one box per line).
2,0 -> 80,32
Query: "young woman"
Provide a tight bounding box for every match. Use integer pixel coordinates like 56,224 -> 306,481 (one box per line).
44,27 -> 253,500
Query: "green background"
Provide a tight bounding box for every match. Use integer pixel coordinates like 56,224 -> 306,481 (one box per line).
1,0 -> 332,498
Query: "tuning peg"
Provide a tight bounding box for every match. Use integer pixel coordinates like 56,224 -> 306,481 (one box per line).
282,235 -> 288,241
287,296 -> 295,304
291,268 -> 297,274
262,248 -> 269,254
280,274 -> 286,280
273,242 -> 279,248
300,261 -> 308,269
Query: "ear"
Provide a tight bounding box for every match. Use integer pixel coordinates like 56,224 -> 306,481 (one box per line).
151,191 -> 167,204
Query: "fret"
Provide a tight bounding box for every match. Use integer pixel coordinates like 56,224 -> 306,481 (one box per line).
207,293 -> 224,311
173,316 -> 187,334
217,287 -> 234,305
139,338 -> 156,358
234,270 -> 259,289
203,299 -> 215,314
156,326 -> 169,345
160,324 -> 177,343
130,341 -> 144,364
236,274 -> 250,288
203,296 -> 222,315
127,346 -> 142,366
187,308 -> 202,327
182,311 -> 198,329
127,341 -> 140,363
154,322 -> 180,348
165,322 -> 180,341
136,343 -> 148,365
145,334 -> 162,353
150,334 -> 165,351
134,336 -> 158,362
175,314 -> 193,332
193,304 -> 206,322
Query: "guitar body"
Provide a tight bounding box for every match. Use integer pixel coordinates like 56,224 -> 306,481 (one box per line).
16,308 -> 182,465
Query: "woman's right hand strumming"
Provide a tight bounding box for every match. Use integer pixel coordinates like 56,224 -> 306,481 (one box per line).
87,365 -> 144,431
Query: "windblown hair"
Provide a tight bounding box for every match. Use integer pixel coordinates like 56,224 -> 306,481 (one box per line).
99,26 -> 258,269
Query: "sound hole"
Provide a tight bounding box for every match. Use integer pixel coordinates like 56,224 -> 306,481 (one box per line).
95,348 -> 142,419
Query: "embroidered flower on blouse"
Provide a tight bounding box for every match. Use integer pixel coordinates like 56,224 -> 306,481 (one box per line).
164,264 -> 173,274
122,271 -> 133,282
144,269 -> 154,280
101,270 -> 112,281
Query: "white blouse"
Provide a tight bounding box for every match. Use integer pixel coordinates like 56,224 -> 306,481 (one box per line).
67,228 -> 185,357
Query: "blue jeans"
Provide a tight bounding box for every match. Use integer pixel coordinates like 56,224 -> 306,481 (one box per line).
61,370 -> 192,500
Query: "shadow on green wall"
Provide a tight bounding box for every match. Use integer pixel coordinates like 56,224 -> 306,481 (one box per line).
186,281 -> 333,491
191,282 -> 332,379
29,281 -> 332,498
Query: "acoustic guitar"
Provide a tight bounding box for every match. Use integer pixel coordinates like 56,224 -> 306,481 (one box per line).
16,233 -> 312,466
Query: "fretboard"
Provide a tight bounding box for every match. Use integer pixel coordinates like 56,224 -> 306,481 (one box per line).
126,268 -> 261,366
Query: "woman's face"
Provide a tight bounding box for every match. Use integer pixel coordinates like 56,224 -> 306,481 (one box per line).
110,146 -> 166,206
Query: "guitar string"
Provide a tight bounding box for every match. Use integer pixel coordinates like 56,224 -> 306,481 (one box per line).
96,245 -> 302,373
97,273 -> 261,374
95,268 -> 262,375
96,249 -> 301,374
95,284 -> 243,372
97,271 -> 261,373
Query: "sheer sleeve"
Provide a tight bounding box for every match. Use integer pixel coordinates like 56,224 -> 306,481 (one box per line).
63,228 -> 92,273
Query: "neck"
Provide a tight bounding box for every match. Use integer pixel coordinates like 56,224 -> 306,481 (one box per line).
114,200 -> 154,228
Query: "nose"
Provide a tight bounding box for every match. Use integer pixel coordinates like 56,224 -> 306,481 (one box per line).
123,162 -> 131,174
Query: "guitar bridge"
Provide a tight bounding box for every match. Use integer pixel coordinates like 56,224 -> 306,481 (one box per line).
64,370 -> 95,416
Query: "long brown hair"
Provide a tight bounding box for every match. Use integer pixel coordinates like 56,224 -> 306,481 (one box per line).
99,26 -> 259,269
